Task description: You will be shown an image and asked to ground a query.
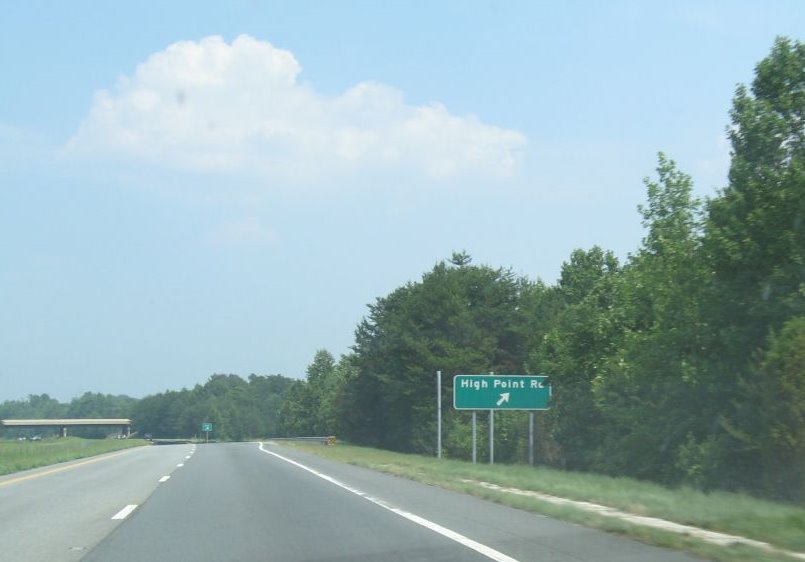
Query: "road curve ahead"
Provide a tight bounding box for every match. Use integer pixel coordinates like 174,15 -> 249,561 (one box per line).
81,442 -> 701,562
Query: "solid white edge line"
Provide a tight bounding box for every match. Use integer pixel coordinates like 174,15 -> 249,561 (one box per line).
159,475 -> 170,483
111,504 -> 138,520
257,442 -> 519,562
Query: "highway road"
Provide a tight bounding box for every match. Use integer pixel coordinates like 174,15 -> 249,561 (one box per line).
0,442 -> 194,561
0,442 -> 703,562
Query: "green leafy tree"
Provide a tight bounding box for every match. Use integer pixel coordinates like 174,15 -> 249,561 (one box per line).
319,355 -> 358,436
277,350 -> 340,436
714,317 -> 805,500
278,381 -> 318,436
705,37 -> 805,364
343,255 -> 531,454
131,373 -> 294,439
535,246 -> 622,469
690,37 -> 805,493
590,155 -> 711,482
755,317 -> 805,501
248,374 -> 295,436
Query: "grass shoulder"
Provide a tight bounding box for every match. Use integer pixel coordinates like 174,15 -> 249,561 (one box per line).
0,437 -> 146,476
279,441 -> 805,562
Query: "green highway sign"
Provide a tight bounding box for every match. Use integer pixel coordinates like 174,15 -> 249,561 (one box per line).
453,375 -> 550,410
201,422 -> 213,432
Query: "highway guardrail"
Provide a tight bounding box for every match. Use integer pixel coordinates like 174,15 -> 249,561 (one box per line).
269,436 -> 336,446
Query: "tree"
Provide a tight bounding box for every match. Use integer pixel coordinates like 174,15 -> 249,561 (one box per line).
306,350 -> 335,385
535,247 -> 623,470
343,255 -> 531,454
131,373 -> 295,439
276,350 -> 344,436
590,155 -> 711,482
278,381 -> 317,436
685,37 -> 805,493
449,250 -> 472,267
318,355 -> 357,436
705,37 -> 805,364
66,392 -> 138,437
557,247 -> 620,307
755,317 -> 805,501
248,374 -> 295,436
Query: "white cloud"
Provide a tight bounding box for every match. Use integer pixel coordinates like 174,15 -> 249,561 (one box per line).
65,35 -> 526,187
208,217 -> 278,248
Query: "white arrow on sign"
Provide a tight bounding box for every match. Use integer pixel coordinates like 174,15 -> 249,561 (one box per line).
496,392 -> 510,406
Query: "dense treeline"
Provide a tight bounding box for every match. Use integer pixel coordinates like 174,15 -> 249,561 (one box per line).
281,38 -> 805,502
131,374 -> 295,440
0,392 -> 137,438
0,374 -> 296,441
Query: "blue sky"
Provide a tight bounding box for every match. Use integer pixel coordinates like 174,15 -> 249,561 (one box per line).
2,1 -> 803,401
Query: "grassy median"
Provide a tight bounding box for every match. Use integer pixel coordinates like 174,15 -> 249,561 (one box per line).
0,437 -> 146,475
280,441 -> 805,562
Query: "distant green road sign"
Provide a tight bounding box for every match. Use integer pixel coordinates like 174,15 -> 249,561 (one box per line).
202,422 -> 213,432
453,375 -> 550,410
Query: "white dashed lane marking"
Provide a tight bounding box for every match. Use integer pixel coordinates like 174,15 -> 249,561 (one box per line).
111,505 -> 138,520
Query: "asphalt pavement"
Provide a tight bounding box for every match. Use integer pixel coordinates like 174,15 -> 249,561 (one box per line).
0,442 -> 194,562
78,442 -> 702,562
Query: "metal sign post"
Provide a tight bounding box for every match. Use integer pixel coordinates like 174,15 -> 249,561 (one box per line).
489,372 -> 494,465
489,410 -> 494,464
436,371 -> 442,459
528,412 -> 534,466
471,411 -> 477,464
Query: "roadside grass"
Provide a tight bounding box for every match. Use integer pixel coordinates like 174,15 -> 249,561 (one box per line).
0,437 -> 146,475
280,441 -> 805,562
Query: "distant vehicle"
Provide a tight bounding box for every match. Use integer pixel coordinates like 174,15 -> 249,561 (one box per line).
31,435 -> 42,441
16,436 -> 27,441
144,433 -> 152,441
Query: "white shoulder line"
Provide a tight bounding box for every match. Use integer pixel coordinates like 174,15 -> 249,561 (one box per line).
257,442 -> 519,562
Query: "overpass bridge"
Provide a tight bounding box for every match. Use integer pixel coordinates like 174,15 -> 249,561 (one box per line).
0,418 -> 132,438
